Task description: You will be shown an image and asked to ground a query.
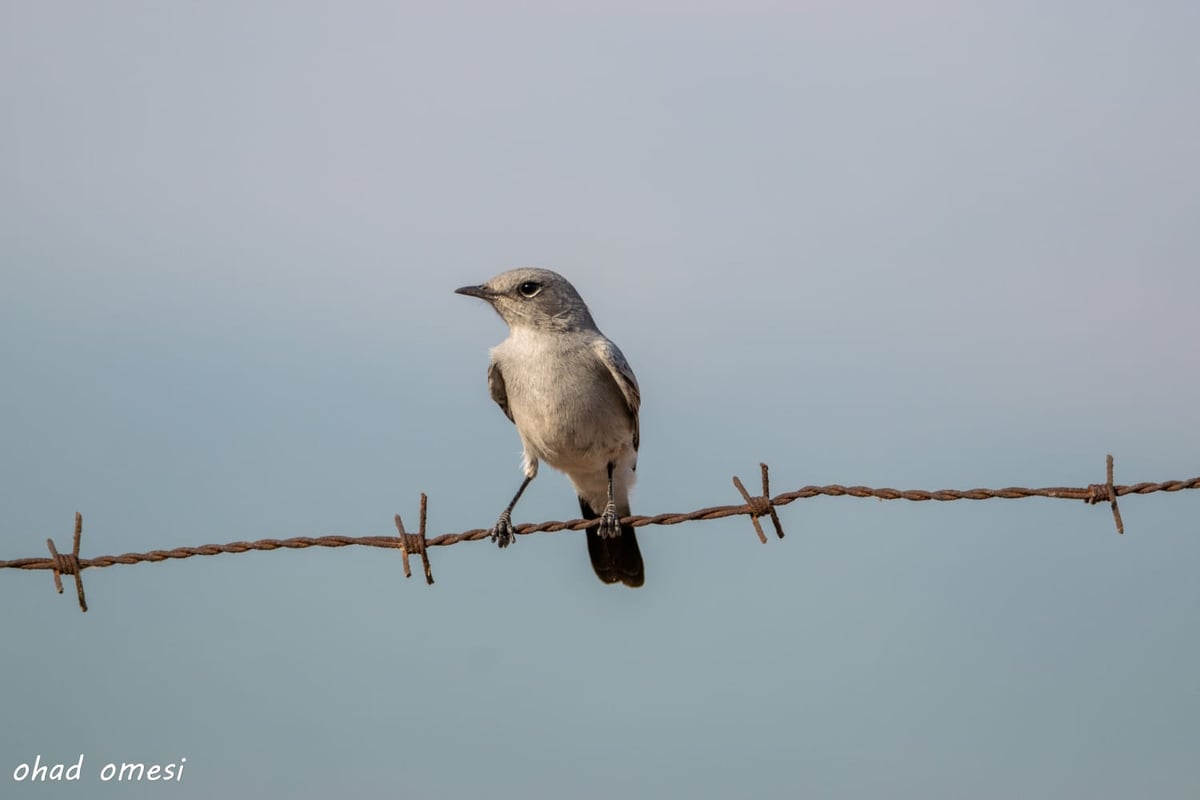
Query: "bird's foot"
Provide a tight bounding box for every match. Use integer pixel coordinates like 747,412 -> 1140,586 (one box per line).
490,511 -> 516,548
598,502 -> 621,539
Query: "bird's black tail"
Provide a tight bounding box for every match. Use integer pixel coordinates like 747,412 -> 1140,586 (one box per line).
580,498 -> 644,588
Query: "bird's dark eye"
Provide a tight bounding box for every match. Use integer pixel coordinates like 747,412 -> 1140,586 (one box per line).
518,281 -> 542,298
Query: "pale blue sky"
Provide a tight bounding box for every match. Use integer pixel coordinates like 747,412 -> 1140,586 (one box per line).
2,2 -> 1198,798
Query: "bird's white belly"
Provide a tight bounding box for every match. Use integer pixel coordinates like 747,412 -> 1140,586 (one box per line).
511,377 -> 633,471
493,330 -> 638,509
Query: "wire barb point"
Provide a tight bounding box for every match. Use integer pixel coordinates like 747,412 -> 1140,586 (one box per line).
45,512 -> 88,612
395,493 -> 434,585
732,463 -> 786,543
1086,454 -> 1125,534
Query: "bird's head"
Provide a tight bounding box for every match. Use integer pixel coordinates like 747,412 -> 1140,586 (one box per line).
455,268 -> 596,332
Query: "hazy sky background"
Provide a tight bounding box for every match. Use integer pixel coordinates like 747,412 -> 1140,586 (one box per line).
2,2 -> 1198,798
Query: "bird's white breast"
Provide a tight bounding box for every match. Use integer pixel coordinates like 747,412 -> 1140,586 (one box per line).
492,328 -> 635,474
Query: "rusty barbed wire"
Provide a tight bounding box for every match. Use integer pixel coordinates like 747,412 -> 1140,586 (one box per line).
2,455 -> 1198,612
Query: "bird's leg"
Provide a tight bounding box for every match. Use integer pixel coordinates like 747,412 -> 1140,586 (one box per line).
598,461 -> 621,539
491,474 -> 533,548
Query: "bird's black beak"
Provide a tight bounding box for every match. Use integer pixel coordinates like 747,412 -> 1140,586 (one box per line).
455,284 -> 492,299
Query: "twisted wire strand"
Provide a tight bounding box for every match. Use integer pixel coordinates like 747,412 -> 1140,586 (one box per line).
4,472 -> 1196,575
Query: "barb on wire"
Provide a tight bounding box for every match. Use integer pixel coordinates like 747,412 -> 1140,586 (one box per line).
45,512 -> 87,612
732,462 -> 784,543
1085,454 -> 1125,534
394,493 -> 433,585
3,455 -> 1198,612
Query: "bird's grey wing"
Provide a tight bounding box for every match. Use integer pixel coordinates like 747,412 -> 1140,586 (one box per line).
592,338 -> 641,450
488,359 -> 514,423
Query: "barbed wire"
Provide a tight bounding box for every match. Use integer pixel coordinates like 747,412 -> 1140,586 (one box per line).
2,456 -> 1197,612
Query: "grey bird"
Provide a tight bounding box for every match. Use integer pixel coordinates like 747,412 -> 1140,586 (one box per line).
456,268 -> 645,587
